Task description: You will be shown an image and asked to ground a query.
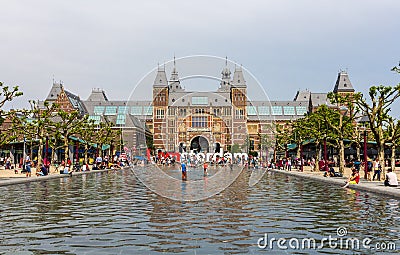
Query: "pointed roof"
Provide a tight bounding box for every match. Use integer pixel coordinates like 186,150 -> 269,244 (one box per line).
169,57 -> 183,92
310,93 -> 333,108
87,88 -> 109,101
221,56 -> 231,80
231,66 -> 246,88
333,71 -> 355,93
46,81 -> 63,101
153,65 -> 168,87
218,57 -> 231,92
63,90 -> 88,115
293,90 -> 311,101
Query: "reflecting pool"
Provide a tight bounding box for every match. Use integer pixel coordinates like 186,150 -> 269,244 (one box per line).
0,168 -> 399,254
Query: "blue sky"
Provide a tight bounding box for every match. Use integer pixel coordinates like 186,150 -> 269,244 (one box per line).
1,0 -> 399,115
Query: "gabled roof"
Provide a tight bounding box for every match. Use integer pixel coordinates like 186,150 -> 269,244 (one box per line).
153,66 -> 168,87
310,93 -> 332,108
87,88 -> 109,101
293,90 -> 311,101
231,66 -> 246,88
169,59 -> 183,92
333,71 -> 355,93
46,82 -> 63,101
64,90 -> 88,115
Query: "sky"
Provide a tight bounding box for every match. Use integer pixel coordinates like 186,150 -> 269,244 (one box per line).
1,0 -> 399,115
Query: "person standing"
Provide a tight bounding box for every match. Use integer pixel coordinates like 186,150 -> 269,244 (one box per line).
203,161 -> 208,176
373,158 -> 381,181
5,156 -> 11,169
384,168 -> 398,187
25,155 -> 31,177
287,158 -> 292,171
181,161 -> 187,181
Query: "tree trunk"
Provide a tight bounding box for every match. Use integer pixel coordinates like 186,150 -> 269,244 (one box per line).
391,144 -> 396,172
37,138 -> 43,169
313,142 -> 320,172
378,142 -> 386,177
338,139 -> 345,174
84,143 -> 89,164
355,142 -> 361,161
64,137 -> 69,163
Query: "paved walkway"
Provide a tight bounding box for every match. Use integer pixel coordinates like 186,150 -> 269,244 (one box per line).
270,166 -> 400,198
0,165 -> 121,186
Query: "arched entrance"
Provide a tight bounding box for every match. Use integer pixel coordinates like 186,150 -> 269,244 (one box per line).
190,136 -> 209,153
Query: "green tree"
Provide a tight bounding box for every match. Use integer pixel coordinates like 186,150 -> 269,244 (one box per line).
79,119 -> 97,164
49,106 -> 89,163
258,123 -> 276,163
354,65 -> 400,176
384,116 -> 400,171
93,121 -> 120,158
0,82 -> 23,146
295,110 -> 328,171
0,81 -> 23,118
275,123 -> 293,161
320,93 -> 360,174
12,102 -> 56,167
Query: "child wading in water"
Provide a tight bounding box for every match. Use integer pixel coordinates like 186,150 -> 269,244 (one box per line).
203,162 -> 208,176
181,161 -> 187,181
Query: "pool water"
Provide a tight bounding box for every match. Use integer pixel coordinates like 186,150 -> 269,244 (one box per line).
0,168 -> 399,254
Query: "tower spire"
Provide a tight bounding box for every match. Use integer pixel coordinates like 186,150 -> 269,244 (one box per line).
169,55 -> 182,92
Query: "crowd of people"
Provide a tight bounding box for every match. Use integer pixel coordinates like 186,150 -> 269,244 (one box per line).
5,153 -> 132,177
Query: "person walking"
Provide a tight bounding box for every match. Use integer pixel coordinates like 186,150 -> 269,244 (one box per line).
180,160 -> 187,181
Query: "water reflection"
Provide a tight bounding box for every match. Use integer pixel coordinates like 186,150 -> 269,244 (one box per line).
0,169 -> 398,254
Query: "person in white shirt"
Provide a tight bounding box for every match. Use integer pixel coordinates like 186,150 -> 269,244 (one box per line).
384,168 -> 398,187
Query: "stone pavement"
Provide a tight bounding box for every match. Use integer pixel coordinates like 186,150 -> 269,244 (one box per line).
270,166 -> 400,199
0,165 -> 60,179
0,165 -> 120,186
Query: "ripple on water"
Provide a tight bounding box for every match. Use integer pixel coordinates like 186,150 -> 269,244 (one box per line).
0,169 -> 399,254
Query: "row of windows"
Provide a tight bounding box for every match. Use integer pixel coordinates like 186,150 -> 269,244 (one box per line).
192,116 -> 207,128
175,108 -> 231,117
246,106 -> 308,116
156,109 -> 165,119
88,114 -> 126,125
94,106 -> 153,116
235,109 -> 244,119
192,96 -> 208,105
93,105 -> 308,118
